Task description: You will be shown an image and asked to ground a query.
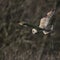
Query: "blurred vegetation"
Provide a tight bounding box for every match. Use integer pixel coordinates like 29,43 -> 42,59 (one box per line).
0,0 -> 60,60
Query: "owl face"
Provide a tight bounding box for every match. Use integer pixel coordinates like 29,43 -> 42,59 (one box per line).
32,28 -> 37,34
47,11 -> 52,16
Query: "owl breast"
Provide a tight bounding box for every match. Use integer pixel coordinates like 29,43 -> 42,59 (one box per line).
39,17 -> 49,29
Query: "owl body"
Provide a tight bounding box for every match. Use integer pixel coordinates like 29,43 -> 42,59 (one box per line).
32,10 -> 55,35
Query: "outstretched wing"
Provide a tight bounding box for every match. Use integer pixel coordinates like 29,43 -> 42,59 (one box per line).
45,10 -> 55,30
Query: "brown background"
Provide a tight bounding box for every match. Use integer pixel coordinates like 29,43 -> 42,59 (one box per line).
0,0 -> 60,60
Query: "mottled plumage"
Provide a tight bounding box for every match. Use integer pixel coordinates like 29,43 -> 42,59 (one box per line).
32,10 -> 55,35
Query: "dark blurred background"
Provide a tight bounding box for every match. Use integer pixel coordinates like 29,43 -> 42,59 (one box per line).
0,0 -> 60,60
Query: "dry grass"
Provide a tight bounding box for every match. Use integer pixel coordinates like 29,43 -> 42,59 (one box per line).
0,0 -> 60,60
